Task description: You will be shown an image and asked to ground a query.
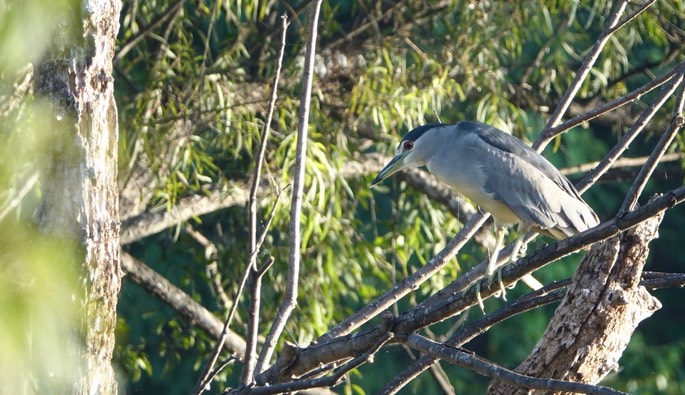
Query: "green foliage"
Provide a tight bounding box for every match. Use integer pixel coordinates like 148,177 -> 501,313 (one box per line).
0,3 -> 87,392
0,219 -> 82,394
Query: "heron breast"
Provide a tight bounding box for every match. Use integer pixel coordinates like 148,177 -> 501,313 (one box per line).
426,161 -> 520,225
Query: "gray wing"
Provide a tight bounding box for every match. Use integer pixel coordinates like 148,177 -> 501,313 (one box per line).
461,121 -> 581,200
460,122 -> 598,237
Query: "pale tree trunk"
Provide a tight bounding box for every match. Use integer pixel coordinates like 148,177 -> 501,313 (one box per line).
34,0 -> 122,394
488,211 -> 664,394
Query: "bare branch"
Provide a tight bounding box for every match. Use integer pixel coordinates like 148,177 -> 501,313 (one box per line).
546,61 -> 684,140
537,0 -> 634,149
404,335 -> 627,395
196,354 -> 240,394
560,152 -> 685,176
577,70 -> 685,193
120,185 -> 249,244
384,268 -> 685,394
242,15 -> 290,385
193,189 -> 284,394
318,211 -> 490,342
256,0 -> 325,374
120,252 -> 246,356
620,80 -> 685,213
243,255 -> 274,383
380,282 -> 568,395
642,271 -> 685,289
606,0 -> 657,35
233,331 -> 394,395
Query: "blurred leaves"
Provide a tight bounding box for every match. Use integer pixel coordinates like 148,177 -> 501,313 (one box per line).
0,1 -> 115,393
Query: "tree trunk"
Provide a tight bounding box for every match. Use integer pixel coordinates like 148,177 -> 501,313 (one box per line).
488,209 -> 664,394
34,0 -> 122,393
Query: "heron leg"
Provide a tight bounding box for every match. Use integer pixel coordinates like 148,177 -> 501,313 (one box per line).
486,226 -> 507,277
507,225 -> 530,264
475,225 -> 538,311
475,225 -> 507,306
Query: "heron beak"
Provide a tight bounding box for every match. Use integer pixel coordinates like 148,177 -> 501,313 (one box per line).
371,152 -> 409,186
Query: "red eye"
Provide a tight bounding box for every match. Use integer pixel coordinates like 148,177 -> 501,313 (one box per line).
403,140 -> 414,151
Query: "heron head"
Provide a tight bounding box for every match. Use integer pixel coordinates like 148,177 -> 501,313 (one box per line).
371,124 -> 444,186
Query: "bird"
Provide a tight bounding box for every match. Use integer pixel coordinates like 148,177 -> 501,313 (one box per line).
371,121 -> 599,300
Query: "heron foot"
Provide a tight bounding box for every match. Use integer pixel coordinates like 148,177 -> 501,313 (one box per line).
475,280 -> 485,314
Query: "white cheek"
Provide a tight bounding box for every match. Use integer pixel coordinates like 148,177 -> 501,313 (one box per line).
405,150 -> 420,166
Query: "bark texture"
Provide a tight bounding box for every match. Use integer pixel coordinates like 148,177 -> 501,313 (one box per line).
34,0 -> 122,393
488,210 -> 664,394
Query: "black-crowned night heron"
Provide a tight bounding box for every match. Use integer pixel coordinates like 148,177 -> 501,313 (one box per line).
372,121 -> 599,298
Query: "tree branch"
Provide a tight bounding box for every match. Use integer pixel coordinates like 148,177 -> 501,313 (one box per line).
576,70 -> 684,193
255,0 -> 324,374
382,268 -> 685,394
619,79 -> 685,213
193,190 -> 283,394
488,201 -> 663,394
536,0 -> 635,149
234,330 -> 394,395
242,14 -> 290,385
256,185 -> 685,385
404,335 -> 627,395
120,252 -> 246,356
560,152 -> 685,176
317,211 -> 490,342
380,281 -> 569,395
545,61 -> 684,140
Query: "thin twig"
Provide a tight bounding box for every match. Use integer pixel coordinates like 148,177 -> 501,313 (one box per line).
404,335 -> 627,395
380,282 -> 569,395
242,15 -> 290,385
606,0 -> 657,35
193,189 -> 285,394
244,255 -> 274,382
318,212 -> 490,342
577,71 -> 685,194
195,354 -> 239,394
545,61 -> 684,141
619,79 -> 685,213
0,170 -> 39,222
536,0 -> 631,149
232,333 -> 394,395
255,0 -> 325,374
560,152 -> 685,176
